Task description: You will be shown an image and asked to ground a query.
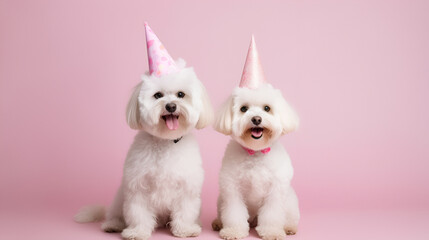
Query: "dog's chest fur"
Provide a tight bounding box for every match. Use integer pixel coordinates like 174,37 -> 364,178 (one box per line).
222,140 -> 294,213
124,132 -> 203,211
237,154 -> 274,205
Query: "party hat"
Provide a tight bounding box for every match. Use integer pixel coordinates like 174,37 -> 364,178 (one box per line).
239,35 -> 267,89
144,22 -> 179,77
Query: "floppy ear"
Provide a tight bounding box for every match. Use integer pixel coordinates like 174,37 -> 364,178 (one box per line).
195,82 -> 214,129
213,96 -> 234,135
279,98 -> 300,134
126,82 -> 143,130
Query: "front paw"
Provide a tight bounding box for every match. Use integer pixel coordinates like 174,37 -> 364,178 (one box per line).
212,218 -> 223,231
256,226 -> 286,240
121,227 -> 151,240
219,227 -> 249,240
171,223 -> 201,238
284,225 -> 298,235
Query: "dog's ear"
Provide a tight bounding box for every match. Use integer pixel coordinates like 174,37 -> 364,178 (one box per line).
195,81 -> 214,129
279,98 -> 300,134
126,82 -> 143,130
213,96 -> 234,135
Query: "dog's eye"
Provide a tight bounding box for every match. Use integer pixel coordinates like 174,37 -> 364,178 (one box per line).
264,105 -> 271,112
153,92 -> 163,99
177,91 -> 185,98
240,106 -> 248,113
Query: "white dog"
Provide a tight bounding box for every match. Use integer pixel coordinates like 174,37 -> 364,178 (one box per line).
74,23 -> 213,240
212,37 -> 300,240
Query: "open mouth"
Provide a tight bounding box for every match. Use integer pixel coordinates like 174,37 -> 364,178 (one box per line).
161,114 -> 179,130
250,127 -> 263,139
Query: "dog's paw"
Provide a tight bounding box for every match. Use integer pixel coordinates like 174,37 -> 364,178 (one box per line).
219,227 -> 248,240
256,226 -> 286,240
101,218 -> 125,233
121,227 -> 150,240
171,223 -> 201,238
212,218 -> 223,231
284,225 -> 297,235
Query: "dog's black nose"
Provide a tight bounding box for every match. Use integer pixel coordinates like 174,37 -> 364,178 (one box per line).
165,103 -> 177,113
251,116 -> 262,125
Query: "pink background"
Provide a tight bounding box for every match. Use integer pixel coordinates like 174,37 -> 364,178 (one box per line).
1,0 -> 429,239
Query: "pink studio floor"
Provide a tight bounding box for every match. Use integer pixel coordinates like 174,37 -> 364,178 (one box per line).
2,1 -> 429,240
2,206 -> 428,240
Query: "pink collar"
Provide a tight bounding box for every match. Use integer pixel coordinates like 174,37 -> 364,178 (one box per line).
242,146 -> 271,155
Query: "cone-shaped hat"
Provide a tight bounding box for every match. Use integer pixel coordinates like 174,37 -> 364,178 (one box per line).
239,35 -> 267,89
144,22 -> 179,77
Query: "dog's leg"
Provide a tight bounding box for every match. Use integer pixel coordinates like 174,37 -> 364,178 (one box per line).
169,196 -> 202,238
102,184 -> 126,232
212,218 -> 223,231
212,196 -> 223,231
284,186 -> 300,235
121,193 -> 155,240
255,191 -> 287,240
218,193 -> 249,240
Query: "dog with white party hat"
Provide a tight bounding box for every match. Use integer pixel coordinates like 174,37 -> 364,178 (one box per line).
212,36 -> 300,240
75,22 -> 213,240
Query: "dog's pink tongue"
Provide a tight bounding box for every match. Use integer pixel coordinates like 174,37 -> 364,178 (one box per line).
251,129 -> 263,137
165,115 -> 179,130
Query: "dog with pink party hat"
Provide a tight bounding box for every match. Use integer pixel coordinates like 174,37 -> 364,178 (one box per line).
74,22 -> 213,239
212,36 -> 300,240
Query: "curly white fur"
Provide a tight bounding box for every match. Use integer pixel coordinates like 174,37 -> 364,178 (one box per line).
212,84 -> 300,240
75,59 -> 213,240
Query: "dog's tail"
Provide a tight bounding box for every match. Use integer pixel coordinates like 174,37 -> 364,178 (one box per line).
74,205 -> 106,223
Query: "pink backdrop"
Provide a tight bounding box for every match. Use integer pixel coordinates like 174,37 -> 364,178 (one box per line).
1,0 -> 429,239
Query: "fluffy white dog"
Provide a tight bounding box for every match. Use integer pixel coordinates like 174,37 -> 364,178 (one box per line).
212,37 -> 300,240
74,57 -> 213,239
